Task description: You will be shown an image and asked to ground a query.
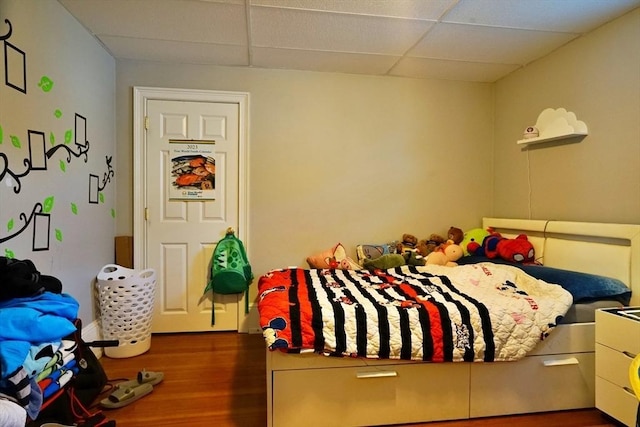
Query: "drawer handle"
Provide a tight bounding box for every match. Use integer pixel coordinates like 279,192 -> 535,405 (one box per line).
356,371 -> 397,379
543,357 -> 579,367
623,386 -> 637,398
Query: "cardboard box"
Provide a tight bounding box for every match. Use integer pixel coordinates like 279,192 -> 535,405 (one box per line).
115,236 -> 133,268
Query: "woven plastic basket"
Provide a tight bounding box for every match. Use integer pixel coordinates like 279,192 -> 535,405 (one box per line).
96,264 -> 157,358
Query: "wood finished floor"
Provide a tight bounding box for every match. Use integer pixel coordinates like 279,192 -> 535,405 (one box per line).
97,332 -> 622,427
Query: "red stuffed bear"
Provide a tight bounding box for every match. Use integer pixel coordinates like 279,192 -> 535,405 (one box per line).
473,232 -> 535,263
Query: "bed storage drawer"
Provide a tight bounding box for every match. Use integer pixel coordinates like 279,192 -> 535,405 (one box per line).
469,352 -> 595,417
271,362 -> 470,427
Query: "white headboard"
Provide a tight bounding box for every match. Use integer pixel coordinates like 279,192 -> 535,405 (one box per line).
483,218 -> 640,306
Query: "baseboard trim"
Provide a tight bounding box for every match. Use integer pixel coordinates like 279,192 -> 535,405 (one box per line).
82,319 -> 104,358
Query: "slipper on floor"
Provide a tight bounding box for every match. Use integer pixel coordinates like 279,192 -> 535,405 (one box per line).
113,369 -> 164,390
100,382 -> 153,409
137,369 -> 164,386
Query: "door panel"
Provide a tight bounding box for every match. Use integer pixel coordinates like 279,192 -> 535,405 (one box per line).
146,99 -> 239,332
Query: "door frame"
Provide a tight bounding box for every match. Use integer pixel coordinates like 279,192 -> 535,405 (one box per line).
132,86 -> 250,332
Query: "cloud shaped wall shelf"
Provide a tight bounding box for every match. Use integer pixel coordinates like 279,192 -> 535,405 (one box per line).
517,108 -> 588,145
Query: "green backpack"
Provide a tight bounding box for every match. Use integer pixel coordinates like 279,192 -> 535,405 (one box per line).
204,230 -> 253,324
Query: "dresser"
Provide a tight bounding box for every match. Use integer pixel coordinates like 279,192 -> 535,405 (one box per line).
595,308 -> 640,426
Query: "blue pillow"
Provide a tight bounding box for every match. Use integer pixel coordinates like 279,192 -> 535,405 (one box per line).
458,256 -> 631,304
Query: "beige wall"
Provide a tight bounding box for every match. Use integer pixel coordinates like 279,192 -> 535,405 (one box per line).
3,1 -> 637,328
3,2 -> 637,327
493,8 -> 640,224
115,64 -> 494,277
0,0 -> 116,322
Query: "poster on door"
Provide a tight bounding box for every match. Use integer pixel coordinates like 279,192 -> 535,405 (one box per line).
169,141 -> 216,200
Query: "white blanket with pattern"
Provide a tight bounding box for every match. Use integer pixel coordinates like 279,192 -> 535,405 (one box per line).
258,263 -> 573,362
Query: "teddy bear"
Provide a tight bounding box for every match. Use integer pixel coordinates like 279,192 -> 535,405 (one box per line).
447,227 -> 464,245
472,232 -> 535,264
416,233 -> 446,257
396,233 -> 418,254
425,240 -> 463,267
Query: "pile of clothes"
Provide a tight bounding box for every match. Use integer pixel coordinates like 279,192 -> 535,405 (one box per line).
0,257 -> 79,426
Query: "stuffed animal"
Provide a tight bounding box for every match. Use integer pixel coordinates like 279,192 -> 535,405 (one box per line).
425,240 -> 463,267
447,227 -> 464,245
460,228 -> 491,256
416,233 -> 446,257
396,233 -> 418,254
403,251 -> 426,266
363,253 -> 406,270
473,232 -> 535,263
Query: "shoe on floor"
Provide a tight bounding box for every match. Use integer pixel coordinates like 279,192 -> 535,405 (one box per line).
100,382 -> 153,409
112,369 -> 164,390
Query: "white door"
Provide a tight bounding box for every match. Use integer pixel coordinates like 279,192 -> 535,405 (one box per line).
145,99 -> 240,332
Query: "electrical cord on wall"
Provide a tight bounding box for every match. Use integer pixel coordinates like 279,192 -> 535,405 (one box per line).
526,148 -> 532,219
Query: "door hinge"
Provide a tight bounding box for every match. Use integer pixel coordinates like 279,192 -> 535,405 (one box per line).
144,207 -> 149,220
144,116 -> 149,130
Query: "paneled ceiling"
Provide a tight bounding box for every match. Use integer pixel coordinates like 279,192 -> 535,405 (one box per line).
58,0 -> 640,82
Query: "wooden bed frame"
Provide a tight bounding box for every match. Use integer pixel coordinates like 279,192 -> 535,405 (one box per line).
265,218 -> 640,427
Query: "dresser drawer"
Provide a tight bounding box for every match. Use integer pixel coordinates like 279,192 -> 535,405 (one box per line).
272,362 -> 469,427
596,376 -> 638,427
596,310 -> 640,355
470,352 -> 595,417
596,343 -> 634,388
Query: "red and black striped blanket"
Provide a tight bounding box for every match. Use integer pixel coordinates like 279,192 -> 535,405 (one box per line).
258,263 -> 573,362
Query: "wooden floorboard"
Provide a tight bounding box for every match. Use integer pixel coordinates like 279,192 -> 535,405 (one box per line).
97,332 -> 622,427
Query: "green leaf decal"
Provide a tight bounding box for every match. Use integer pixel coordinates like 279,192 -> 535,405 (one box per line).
64,130 -> 72,144
10,135 -> 21,148
7,218 -> 14,231
38,76 -> 54,92
71,203 -> 78,215
50,132 -> 56,146
111,208 -> 116,218
43,196 -> 55,213
54,109 -> 62,118
59,160 -> 66,172
99,192 -> 105,203
0,124 -> 3,144
4,249 -> 14,259
55,229 -> 63,242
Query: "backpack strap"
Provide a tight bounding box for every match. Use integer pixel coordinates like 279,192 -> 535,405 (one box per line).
233,233 -> 252,316
236,235 -> 253,315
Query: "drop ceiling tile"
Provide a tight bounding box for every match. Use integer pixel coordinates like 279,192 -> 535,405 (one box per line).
59,0 -> 640,82
390,57 -> 520,82
251,0 -> 456,19
60,0 -> 248,44
443,0 -> 640,33
251,6 -> 434,55
409,23 -> 578,65
252,47 -> 400,75
99,36 -> 249,65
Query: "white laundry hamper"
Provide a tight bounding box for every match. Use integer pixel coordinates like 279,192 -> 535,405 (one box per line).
96,264 -> 157,358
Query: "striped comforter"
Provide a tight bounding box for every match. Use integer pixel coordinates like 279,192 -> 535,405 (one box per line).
257,263 -> 573,362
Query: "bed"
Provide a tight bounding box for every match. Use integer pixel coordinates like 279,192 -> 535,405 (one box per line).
259,218 -> 640,427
